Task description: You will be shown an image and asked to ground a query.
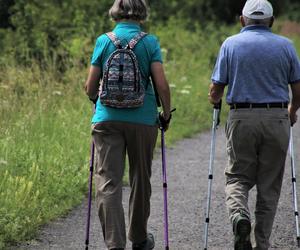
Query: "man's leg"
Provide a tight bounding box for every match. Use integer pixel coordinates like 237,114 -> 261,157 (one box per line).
124,123 -> 158,244
225,110 -> 258,223
92,122 -> 127,249
253,113 -> 290,250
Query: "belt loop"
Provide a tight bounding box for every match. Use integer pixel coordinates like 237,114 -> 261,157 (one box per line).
281,102 -> 284,109
234,104 -> 237,110
250,103 -> 252,109
267,103 -> 270,109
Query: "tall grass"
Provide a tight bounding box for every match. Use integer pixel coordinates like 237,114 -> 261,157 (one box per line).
0,64 -> 91,248
0,20 -> 299,248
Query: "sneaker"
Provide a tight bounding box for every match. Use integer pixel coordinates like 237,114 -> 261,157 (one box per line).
132,233 -> 155,250
233,213 -> 252,250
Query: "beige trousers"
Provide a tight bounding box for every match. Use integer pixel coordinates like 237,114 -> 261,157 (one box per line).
92,121 -> 158,250
225,108 -> 290,250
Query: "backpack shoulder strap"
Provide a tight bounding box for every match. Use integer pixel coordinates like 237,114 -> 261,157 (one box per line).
106,32 -> 122,48
127,32 -> 148,49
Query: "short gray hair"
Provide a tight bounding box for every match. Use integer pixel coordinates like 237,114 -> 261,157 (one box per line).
243,16 -> 273,26
109,0 -> 148,22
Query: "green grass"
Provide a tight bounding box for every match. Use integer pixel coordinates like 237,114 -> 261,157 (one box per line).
0,20 -> 299,249
0,65 -> 92,248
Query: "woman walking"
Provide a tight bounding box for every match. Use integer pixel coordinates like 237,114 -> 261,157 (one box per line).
85,0 -> 172,249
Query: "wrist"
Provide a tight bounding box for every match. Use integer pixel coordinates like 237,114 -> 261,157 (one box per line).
163,112 -> 171,121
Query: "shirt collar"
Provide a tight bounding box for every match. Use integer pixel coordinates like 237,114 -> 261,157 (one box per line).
241,25 -> 271,33
114,22 -> 141,31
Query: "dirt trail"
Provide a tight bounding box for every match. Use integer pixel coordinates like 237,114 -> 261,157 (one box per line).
14,121 -> 300,250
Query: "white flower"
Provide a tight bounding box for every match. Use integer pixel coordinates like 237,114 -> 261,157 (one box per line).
52,91 -> 62,96
178,90 -> 190,94
161,48 -> 168,54
0,159 -> 8,165
180,76 -> 187,82
183,85 -> 192,89
169,84 -> 176,88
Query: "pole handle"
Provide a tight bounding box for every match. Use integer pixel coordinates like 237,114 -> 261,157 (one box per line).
213,100 -> 222,127
213,99 -> 222,110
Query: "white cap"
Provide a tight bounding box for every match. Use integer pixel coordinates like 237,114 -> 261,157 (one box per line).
242,0 -> 273,20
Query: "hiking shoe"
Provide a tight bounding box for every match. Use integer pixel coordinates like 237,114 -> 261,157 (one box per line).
132,233 -> 155,250
233,214 -> 252,250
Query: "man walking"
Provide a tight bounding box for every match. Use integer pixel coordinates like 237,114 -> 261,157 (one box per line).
209,0 -> 300,249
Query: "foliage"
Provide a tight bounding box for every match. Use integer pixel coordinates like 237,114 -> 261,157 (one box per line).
0,0 -> 299,67
0,0 -> 113,66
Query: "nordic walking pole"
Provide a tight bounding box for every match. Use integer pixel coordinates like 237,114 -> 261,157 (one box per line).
85,105 -> 96,250
289,126 -> 300,247
204,100 -> 222,250
160,108 -> 176,250
85,142 -> 95,250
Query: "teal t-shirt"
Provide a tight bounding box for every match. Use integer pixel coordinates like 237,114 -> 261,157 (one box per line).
90,22 -> 163,126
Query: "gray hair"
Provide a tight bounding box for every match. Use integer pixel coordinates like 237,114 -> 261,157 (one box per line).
109,0 -> 148,22
243,15 -> 273,27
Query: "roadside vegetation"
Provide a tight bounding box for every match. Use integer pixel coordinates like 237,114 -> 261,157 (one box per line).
0,0 -> 299,248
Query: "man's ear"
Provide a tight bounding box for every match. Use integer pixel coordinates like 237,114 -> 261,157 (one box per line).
269,16 -> 275,28
240,15 -> 246,27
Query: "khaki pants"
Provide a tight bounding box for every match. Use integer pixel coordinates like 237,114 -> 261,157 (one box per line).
225,108 -> 290,250
92,121 -> 158,249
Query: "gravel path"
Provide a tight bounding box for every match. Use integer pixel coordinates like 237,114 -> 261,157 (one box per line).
13,121 -> 300,250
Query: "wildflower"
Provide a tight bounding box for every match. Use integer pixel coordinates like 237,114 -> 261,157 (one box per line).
177,90 -> 190,94
52,91 -> 62,96
169,84 -> 176,88
180,76 -> 187,82
183,85 -> 192,89
161,48 -> 168,54
0,159 -> 8,165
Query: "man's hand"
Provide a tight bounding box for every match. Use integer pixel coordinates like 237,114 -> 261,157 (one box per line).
208,83 -> 225,105
289,105 -> 298,126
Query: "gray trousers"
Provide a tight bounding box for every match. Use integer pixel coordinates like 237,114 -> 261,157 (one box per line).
92,121 -> 158,249
225,108 -> 290,250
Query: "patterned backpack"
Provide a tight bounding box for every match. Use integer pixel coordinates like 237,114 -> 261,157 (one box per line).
100,31 -> 148,108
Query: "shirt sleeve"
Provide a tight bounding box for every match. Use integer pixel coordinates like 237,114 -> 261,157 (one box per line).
149,35 -> 163,64
211,42 -> 228,85
91,35 -> 107,67
288,43 -> 300,84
